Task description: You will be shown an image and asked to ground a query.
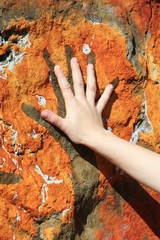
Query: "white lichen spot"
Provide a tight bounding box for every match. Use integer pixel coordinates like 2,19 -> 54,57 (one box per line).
0,34 -> 31,79
17,34 -> 31,48
16,211 -> 21,222
13,194 -> 18,200
35,165 -> 63,185
82,44 -> 91,55
31,129 -> 38,139
36,95 -> 46,107
11,129 -> 18,146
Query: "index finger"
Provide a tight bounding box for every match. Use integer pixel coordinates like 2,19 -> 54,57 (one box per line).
54,65 -> 74,104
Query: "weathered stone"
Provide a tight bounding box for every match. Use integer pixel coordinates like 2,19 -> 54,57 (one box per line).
0,0 -> 160,239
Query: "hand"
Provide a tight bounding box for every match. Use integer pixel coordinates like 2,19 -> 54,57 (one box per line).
41,57 -> 113,145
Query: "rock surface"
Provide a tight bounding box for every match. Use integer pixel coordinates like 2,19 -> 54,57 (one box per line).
0,0 -> 160,239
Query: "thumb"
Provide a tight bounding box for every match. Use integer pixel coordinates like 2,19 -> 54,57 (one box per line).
41,110 -> 65,131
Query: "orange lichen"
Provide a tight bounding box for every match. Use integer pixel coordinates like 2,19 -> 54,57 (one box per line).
0,1 -> 160,238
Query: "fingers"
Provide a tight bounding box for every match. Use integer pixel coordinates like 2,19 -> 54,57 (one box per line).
71,58 -> 85,100
86,64 -> 97,105
41,110 -> 65,131
96,84 -> 114,115
54,65 -> 74,105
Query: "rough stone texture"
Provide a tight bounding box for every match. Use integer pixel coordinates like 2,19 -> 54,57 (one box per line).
0,0 -> 160,239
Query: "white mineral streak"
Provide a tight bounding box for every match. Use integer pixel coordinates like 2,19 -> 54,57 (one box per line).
130,92 -> 152,143
35,165 -> 63,185
0,157 -> 6,168
12,158 -> 19,168
61,206 -> 72,216
0,120 -> 23,157
19,206 -> 27,213
0,34 -> 31,79
82,44 -> 91,54
9,125 -> 24,157
41,183 -> 49,203
12,158 -> 23,171
0,135 -> 11,157
35,165 -> 63,214
36,95 -> 46,107
38,183 -> 48,216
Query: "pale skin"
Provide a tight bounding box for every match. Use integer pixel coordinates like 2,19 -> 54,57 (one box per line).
41,57 -> 160,193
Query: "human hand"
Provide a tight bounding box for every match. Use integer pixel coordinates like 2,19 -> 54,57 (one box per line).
41,57 -> 114,145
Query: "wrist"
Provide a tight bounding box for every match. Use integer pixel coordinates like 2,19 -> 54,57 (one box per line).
81,127 -> 113,149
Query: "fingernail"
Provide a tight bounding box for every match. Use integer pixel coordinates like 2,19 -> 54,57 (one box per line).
54,65 -> 61,70
72,57 -> 78,63
109,84 -> 114,90
41,110 -> 49,119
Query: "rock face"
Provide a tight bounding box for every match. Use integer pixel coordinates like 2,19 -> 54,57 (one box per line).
0,0 -> 160,239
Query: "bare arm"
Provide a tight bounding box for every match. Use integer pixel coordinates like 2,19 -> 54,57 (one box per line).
41,57 -> 160,192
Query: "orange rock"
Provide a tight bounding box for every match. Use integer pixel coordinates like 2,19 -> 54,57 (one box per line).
0,1 -> 160,239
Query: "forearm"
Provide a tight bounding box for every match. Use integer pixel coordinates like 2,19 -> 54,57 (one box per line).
83,129 -> 160,192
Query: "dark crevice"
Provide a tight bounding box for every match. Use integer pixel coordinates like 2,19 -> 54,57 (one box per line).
126,33 -> 136,60
2,27 -> 30,41
131,34 -> 136,56
0,49 -> 12,62
144,64 -> 149,82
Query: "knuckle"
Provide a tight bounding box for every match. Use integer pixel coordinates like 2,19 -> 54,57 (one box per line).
77,81 -> 84,88
88,84 -> 97,92
63,82 -> 71,90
